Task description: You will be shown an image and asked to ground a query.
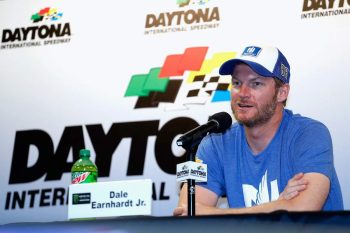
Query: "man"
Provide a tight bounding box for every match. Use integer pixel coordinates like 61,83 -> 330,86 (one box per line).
174,45 -> 343,216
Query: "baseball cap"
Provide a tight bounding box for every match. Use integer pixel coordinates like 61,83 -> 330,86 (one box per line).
219,45 -> 291,84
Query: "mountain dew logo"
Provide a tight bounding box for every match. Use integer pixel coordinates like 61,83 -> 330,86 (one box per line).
71,172 -> 97,184
124,47 -> 236,111
72,172 -> 89,184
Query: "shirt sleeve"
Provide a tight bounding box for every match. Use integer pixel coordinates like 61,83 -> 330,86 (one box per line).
291,121 -> 334,180
197,134 -> 226,197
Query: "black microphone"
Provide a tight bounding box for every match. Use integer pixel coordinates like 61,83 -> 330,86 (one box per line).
176,112 -> 232,150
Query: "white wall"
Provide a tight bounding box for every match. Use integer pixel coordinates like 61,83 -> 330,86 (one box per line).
1,0 -> 349,224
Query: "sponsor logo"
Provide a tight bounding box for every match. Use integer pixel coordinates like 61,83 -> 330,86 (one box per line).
177,0 -> 211,7
31,7 -> 63,23
280,63 -> 289,79
124,46 -> 237,111
71,172 -> 90,184
177,165 -> 190,177
190,168 -> 206,177
1,7 -> 72,50
72,193 -> 91,205
176,161 -> 207,181
242,46 -> 262,57
144,0 -> 220,35
6,118 -> 188,210
301,0 -> 350,19
190,165 -> 206,177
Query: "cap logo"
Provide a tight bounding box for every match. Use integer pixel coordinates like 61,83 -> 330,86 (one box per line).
241,46 -> 262,57
280,63 -> 289,79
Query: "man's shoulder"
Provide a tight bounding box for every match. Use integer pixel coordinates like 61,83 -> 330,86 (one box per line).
283,109 -> 331,137
284,109 -> 328,129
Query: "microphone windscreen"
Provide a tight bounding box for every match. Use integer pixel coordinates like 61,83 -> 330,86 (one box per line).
209,112 -> 232,133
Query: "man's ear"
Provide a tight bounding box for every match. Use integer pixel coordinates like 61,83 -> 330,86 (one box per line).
277,84 -> 290,103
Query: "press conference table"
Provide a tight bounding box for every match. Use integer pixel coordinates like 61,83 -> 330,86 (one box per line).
1,211 -> 350,233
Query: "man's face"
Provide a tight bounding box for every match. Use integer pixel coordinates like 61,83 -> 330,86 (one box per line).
230,63 -> 278,127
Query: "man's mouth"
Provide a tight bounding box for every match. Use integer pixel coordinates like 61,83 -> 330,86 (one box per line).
237,103 -> 253,108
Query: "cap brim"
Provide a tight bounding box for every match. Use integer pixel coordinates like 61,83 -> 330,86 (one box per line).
219,59 -> 275,78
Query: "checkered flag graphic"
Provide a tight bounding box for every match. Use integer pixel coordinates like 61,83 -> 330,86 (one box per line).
187,75 -> 231,98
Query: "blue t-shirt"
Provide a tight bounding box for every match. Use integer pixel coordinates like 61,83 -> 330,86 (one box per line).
197,109 -> 343,210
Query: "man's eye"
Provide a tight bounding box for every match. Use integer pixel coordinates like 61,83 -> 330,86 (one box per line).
253,82 -> 263,86
232,81 -> 240,86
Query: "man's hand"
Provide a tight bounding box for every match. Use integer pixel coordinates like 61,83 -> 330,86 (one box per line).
173,206 -> 186,216
278,173 -> 308,201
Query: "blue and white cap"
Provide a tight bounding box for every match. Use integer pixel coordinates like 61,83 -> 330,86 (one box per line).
219,45 -> 291,84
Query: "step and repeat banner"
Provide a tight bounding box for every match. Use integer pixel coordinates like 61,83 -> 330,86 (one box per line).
1,0 -> 350,224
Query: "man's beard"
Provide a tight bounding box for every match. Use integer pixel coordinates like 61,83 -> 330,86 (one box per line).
232,92 -> 278,128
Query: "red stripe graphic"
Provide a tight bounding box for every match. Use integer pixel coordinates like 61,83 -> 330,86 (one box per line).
159,47 -> 208,78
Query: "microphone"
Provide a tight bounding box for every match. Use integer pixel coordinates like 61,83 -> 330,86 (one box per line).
176,112 -> 232,150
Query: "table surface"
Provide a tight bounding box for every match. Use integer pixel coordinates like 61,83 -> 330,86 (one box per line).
1,211 -> 350,233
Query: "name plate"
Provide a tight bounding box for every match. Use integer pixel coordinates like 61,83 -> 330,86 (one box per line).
68,179 -> 152,219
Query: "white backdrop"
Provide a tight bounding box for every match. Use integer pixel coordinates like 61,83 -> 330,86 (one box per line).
1,0 -> 350,225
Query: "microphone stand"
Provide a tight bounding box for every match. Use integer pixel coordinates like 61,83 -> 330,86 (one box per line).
177,112 -> 231,217
187,145 -> 197,217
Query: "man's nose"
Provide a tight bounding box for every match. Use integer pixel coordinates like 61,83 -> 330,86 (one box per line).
238,84 -> 251,98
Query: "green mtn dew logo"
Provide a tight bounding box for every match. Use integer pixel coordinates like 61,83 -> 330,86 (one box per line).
124,47 -> 236,111
72,172 -> 97,184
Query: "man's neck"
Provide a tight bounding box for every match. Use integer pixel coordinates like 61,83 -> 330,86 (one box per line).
244,106 -> 284,155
